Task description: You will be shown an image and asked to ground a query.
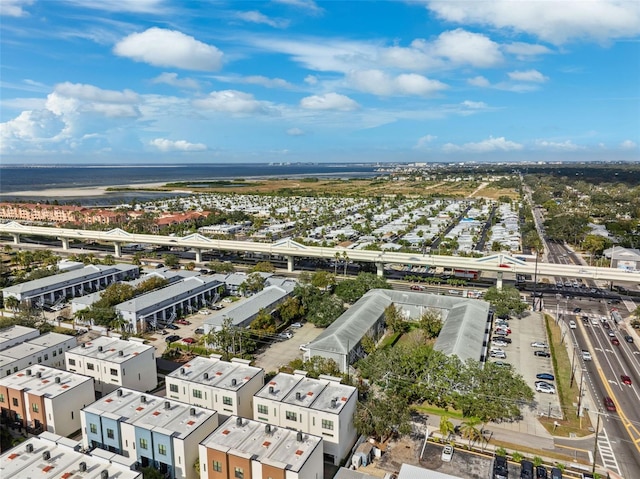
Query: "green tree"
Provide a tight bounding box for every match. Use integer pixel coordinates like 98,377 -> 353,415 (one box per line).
4,296 -> 20,311
384,304 -> 408,334
354,392 -> 412,442
163,253 -> 180,268
460,416 -> 482,449
239,272 -> 266,296
285,355 -> 342,378
278,297 -> 303,324
249,308 -> 276,336
206,260 -> 235,273
310,270 -> 336,291
418,309 -> 443,338
306,295 -> 345,327
439,415 -> 455,443
251,261 -> 276,273
483,286 -> 527,318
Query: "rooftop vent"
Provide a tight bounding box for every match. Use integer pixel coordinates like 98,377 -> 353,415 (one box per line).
180,367 -> 185,374
164,401 -> 171,409
203,373 -> 208,380
98,346 -> 103,352
55,377 -> 61,384
118,351 -> 123,356
268,386 -> 274,394
26,369 -> 32,376
231,378 -> 237,386
331,398 -> 337,408
81,343 -> 86,348
116,389 -> 123,397
265,424 -> 271,434
190,407 -> 196,416
36,372 -> 42,378
140,396 -> 146,403
236,417 -> 243,427
101,470 -> 109,479
296,431 -> 303,442
25,443 -> 34,453
42,451 -> 51,461
79,462 -> 87,472
296,392 -> 302,400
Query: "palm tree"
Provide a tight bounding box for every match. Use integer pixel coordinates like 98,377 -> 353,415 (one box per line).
439,415 -> 455,443
342,251 -> 349,276
334,252 -> 340,276
460,416 -> 482,449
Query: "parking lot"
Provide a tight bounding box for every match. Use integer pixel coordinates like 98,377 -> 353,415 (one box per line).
254,322 -> 324,373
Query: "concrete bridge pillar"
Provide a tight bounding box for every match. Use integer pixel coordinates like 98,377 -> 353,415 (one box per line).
287,255 -> 294,272
194,248 -> 202,263
376,262 -> 384,277
60,237 -> 70,250
113,242 -> 122,258
11,233 -> 20,245
496,271 -> 503,290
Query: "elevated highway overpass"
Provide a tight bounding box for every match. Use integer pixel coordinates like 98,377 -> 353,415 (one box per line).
1,222 -> 638,287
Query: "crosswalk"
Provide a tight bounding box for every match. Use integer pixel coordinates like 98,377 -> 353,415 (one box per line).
596,427 -> 621,475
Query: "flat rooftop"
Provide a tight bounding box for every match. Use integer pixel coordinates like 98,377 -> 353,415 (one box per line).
0,365 -> 93,398
0,325 -> 39,350
1,432 -> 140,479
83,388 -> 216,440
167,356 -> 263,392
1,341 -> 45,359
28,332 -> 76,348
202,416 -> 322,472
67,336 -> 153,363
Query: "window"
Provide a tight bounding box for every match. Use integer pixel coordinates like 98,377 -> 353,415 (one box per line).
12,398 -> 19,407
110,369 -> 118,376
322,419 -> 334,430
68,358 -> 76,366
87,363 -> 95,371
222,396 -> 233,406
234,466 -> 244,479
192,389 -> 202,399
0,393 -> 4,403
53,351 -> 57,357
106,428 -> 114,439
32,403 -> 39,413
44,354 -> 48,361
257,404 -> 268,415
285,411 -> 297,421
58,348 -> 62,354
169,384 -> 179,393
212,461 -> 222,472
139,438 -> 148,450
158,444 -> 167,455
37,356 -> 42,363
90,423 -> 97,434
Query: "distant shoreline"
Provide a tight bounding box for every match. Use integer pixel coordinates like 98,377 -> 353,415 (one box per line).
0,182 -> 173,199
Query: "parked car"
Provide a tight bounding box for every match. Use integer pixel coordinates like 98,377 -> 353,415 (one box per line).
531,341 -> 548,348
499,337 -> 512,344
165,324 -> 179,330
521,460 -> 534,479
490,350 -> 507,359
182,337 -> 196,344
493,361 -> 512,368
492,340 -> 509,348
441,444 -> 454,462
536,373 -> 555,381
492,455 -> 509,479
195,327 -> 205,335
536,465 -> 548,479
494,330 -> 508,337
534,350 -> 551,358
603,396 -> 616,412
550,467 -> 563,479
279,332 -> 293,340
176,319 -> 191,325
165,335 -> 180,343
290,322 -> 303,328
621,375 -> 632,385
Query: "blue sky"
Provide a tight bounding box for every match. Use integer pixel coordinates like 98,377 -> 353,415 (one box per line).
1,0 -> 639,164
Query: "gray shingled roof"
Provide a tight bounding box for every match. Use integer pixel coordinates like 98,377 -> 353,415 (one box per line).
309,289 -> 490,361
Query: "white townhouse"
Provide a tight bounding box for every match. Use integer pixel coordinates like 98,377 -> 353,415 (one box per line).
0,365 -> 94,437
65,336 -> 156,395
0,325 -> 40,352
252,371 -> 357,465
2,263 -> 140,308
115,276 -> 225,333
0,431 -> 141,479
199,416 -> 323,479
81,388 -> 218,479
165,355 -> 264,420
0,332 -> 78,377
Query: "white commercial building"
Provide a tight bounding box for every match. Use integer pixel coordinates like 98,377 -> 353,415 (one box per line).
199,416 -> 323,479
165,355 -> 264,420
0,365 -> 95,437
0,332 -> 77,377
65,337 -> 157,395
0,431 -> 141,479
253,371 -> 357,465
0,325 -> 40,351
82,388 -> 218,479
2,263 -> 140,308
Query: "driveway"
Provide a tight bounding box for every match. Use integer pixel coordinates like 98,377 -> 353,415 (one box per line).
254,322 -> 324,373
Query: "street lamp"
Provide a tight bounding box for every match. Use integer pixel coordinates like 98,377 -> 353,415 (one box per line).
532,251 -> 540,311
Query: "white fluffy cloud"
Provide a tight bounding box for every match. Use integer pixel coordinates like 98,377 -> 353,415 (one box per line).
46,82 -> 140,118
0,109 -> 65,145
235,10 -> 289,28
431,28 -> 504,67
114,27 -> 223,71
620,139 -> 637,149
503,42 -> 553,59
286,127 -> 305,136
347,70 -> 447,96
0,0 -> 34,16
467,76 -> 491,88
151,72 -> 199,89
300,92 -> 359,111
193,90 -> 271,114
150,138 -> 207,152
64,0 -> 166,13
414,134 -> 437,149
535,139 -> 583,151
508,69 -> 549,83
426,0 -> 640,44
443,136 -> 523,153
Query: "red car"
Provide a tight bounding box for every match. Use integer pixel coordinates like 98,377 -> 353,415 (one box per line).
498,264 -> 511,268
611,337 -> 620,346
621,375 -> 632,385
182,337 -> 196,344
176,319 -> 191,325
410,284 -> 425,291
603,396 -> 616,412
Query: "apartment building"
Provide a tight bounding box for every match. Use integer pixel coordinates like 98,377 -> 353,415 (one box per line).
0,332 -> 78,377
165,355 -> 264,420
0,325 -> 40,351
65,337 -> 156,395
0,203 -> 126,225
0,365 -> 94,436
253,371 -> 357,465
2,263 -> 140,308
199,416 -> 323,479
81,388 -> 218,479
0,431 -> 140,479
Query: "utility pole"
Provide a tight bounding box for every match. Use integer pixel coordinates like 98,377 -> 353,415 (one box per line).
591,410 -> 602,475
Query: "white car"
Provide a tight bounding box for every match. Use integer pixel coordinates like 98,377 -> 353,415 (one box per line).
492,340 -> 509,348
279,332 -> 293,340
531,341 -> 548,348
441,445 -> 454,462
490,350 -> 506,359
290,322 -> 303,328
299,343 -> 309,351
569,320 -> 576,329
536,382 -> 556,394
